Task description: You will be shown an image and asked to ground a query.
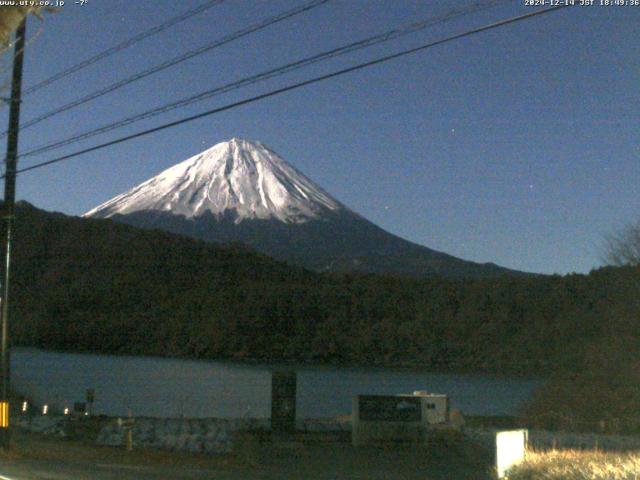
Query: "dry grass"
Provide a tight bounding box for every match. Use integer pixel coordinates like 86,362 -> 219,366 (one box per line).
506,449 -> 640,480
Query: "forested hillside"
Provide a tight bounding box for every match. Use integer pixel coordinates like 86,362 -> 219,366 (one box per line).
7,202 -> 640,376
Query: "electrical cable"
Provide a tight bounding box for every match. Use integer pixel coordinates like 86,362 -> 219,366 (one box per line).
2,0 -> 330,137
22,0 -> 226,96
19,0 -> 512,160
8,5 -> 569,178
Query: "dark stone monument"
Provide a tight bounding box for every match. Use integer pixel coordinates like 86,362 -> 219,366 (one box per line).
271,370 -> 296,434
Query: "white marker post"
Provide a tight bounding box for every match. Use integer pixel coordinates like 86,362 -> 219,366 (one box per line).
496,429 -> 528,478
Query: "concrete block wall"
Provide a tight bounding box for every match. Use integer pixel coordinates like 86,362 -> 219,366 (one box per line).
96,417 -> 270,454
13,414 -> 270,454
13,414 -> 351,454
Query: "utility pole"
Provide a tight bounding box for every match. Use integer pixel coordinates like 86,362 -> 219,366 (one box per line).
0,18 -> 27,450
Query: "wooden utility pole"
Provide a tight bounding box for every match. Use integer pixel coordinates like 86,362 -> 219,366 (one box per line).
0,18 -> 26,450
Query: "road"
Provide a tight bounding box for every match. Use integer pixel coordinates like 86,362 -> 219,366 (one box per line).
0,458 -> 237,480
0,431 -> 494,479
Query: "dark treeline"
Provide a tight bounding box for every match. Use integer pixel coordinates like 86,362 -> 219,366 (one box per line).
7,202 -> 640,378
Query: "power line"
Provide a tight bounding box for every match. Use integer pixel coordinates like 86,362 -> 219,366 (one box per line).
22,0 -> 226,96
19,0 -> 512,160
9,6 -> 569,178
2,0 -> 330,137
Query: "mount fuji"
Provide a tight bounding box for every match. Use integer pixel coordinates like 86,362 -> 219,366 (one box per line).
85,138 -> 520,277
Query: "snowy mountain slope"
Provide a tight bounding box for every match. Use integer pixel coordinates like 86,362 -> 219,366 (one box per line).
85,138 -> 342,223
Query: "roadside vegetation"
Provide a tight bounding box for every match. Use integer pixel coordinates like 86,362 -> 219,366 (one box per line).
523,334 -> 640,434
506,449 -> 640,480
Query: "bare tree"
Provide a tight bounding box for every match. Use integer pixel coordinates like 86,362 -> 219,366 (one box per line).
1,6 -> 56,54
0,7 -> 39,52
0,7 -> 55,102
603,221 -> 640,267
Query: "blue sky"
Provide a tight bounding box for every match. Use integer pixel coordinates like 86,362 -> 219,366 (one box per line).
1,0 -> 638,274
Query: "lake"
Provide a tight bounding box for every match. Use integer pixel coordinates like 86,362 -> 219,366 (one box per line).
11,348 -> 541,419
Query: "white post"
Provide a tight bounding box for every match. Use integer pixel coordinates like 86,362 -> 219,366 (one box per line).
496,429 -> 528,478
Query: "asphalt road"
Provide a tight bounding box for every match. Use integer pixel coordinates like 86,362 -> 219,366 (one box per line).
0,459 -> 233,480
0,430 -> 494,479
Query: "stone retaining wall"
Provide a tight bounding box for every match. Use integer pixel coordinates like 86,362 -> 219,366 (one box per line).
14,415 -> 68,437
19,414 -> 637,454
13,415 -> 269,453
97,417 -> 271,454
13,415 -> 351,454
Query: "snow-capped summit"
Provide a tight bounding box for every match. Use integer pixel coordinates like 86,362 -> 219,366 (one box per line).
84,138 -> 343,223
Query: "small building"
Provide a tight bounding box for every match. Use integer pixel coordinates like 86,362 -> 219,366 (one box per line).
412,390 -> 449,425
352,391 -> 450,446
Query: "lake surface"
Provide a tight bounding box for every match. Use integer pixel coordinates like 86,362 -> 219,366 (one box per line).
11,348 -> 541,419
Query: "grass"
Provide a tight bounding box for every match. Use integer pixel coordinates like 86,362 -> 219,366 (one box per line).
465,415 -> 525,429
506,449 -> 640,480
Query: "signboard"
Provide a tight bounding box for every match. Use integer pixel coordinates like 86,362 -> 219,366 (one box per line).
496,429 -> 528,478
358,395 -> 422,422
